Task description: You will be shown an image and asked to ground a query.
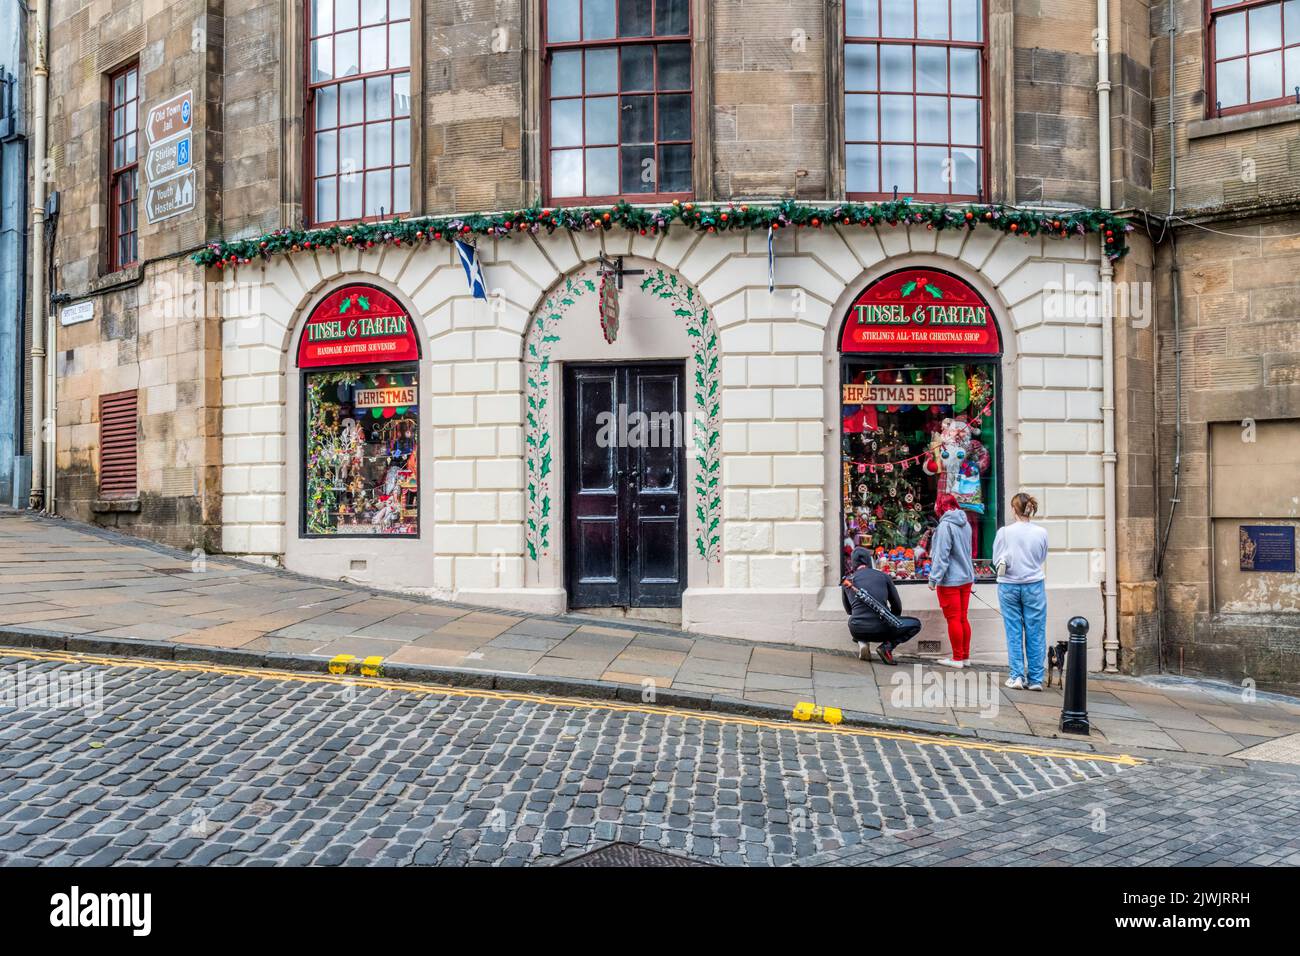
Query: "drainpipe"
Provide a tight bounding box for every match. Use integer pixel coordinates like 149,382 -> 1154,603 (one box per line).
1154,0 -> 1181,675
27,0 -> 49,510
1097,0 -> 1119,671
45,290 -> 55,509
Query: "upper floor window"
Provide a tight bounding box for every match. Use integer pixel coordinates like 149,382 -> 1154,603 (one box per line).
1207,0 -> 1299,115
543,0 -> 693,203
844,0 -> 985,200
108,64 -> 139,271
308,0 -> 412,225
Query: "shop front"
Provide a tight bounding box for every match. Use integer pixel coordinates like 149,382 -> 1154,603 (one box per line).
839,267 -> 1002,583
222,223 -> 1108,666
278,282 -> 429,585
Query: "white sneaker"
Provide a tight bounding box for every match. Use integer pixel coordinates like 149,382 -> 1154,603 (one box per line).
1027,683 -> 1044,692
935,657 -> 963,668
1005,676 -> 1026,689
856,641 -> 871,662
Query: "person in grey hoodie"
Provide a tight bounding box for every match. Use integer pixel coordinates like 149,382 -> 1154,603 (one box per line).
927,492 -> 975,668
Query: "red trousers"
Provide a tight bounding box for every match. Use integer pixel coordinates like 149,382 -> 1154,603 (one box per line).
936,582 -> 973,660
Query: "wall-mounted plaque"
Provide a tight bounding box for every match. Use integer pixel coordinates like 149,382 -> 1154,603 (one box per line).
1239,525 -> 1296,573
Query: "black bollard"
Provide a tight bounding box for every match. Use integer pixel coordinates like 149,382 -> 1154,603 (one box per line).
1059,616 -> 1090,735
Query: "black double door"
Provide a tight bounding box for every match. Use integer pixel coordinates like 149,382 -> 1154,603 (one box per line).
564,363 -> 687,609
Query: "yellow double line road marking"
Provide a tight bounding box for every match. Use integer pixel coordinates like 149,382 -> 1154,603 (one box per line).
1,645 -> 1142,767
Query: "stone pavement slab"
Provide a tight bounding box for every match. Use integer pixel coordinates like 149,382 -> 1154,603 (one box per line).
3,508 -> 1300,763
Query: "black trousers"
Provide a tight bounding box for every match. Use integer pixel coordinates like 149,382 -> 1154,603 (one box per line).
850,617 -> 922,648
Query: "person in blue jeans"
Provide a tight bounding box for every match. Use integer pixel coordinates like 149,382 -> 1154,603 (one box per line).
992,493 -> 1050,690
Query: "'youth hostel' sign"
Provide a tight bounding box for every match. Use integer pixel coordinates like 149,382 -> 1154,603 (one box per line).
297,285 -> 421,368
841,268 -> 1000,355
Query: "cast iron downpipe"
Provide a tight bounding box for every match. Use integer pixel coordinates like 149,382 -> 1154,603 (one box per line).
1097,0 -> 1119,672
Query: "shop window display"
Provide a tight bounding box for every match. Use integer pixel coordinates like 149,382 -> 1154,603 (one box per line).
304,368 -> 418,536
841,361 -> 999,581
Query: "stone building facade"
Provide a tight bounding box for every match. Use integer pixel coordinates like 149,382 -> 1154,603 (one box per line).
44,0 -> 1293,676
1111,0 -> 1300,692
44,0 -> 224,548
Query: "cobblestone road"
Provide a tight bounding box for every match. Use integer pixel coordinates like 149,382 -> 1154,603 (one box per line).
1,651 -> 1292,867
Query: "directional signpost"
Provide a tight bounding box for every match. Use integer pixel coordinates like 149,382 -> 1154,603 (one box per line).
145,172 -> 196,223
144,90 -> 195,224
145,134 -> 191,182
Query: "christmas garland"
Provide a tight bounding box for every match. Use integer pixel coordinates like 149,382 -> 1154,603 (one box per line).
191,199 -> 1134,270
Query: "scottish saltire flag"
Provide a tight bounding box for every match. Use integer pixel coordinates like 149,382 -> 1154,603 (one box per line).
767,225 -> 776,293
455,239 -> 488,299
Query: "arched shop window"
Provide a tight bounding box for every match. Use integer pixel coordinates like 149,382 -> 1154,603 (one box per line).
297,284 -> 421,537
839,268 -> 1001,582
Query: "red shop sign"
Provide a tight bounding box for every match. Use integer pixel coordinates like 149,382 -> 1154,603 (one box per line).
841,268 -> 1000,355
297,284 -> 421,368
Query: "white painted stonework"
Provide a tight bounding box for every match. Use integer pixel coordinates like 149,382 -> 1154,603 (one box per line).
219,224 -> 1108,668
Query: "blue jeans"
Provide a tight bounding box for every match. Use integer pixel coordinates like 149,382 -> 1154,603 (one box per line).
998,580 -> 1047,684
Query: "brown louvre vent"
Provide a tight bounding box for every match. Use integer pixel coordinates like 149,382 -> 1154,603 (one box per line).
99,390 -> 138,499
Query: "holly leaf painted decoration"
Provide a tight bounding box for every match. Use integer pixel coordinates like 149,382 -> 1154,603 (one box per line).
339,296 -> 352,314
902,277 -> 945,299
358,295 -> 371,311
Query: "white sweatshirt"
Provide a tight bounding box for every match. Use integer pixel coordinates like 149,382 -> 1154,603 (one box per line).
992,521 -> 1049,584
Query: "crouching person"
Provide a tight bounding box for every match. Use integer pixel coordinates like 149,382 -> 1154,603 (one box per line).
841,546 -> 923,666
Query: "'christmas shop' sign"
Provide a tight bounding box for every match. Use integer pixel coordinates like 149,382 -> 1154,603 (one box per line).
297,284 -> 421,368
842,383 -> 956,405
841,268 -> 1000,355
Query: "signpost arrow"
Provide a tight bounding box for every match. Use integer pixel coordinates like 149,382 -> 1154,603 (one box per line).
145,134 -> 192,183
147,90 -> 193,146
145,170 -> 197,224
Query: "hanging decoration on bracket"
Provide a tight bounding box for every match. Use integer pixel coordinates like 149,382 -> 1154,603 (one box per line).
598,269 -> 620,344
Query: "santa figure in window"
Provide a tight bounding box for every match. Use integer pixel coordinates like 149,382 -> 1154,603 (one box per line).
923,417 -> 990,552
371,494 -> 401,529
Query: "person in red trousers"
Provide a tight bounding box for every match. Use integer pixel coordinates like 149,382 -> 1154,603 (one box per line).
927,492 -> 975,667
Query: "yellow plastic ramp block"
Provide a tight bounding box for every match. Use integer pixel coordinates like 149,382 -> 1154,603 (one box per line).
792,701 -> 844,725
328,654 -> 356,675
360,655 -> 384,677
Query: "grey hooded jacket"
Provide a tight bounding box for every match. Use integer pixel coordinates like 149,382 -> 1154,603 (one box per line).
927,508 -> 975,587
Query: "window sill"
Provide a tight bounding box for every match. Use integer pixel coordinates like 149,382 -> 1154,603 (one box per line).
93,498 -> 140,513
91,264 -> 143,295
1188,102 -> 1300,141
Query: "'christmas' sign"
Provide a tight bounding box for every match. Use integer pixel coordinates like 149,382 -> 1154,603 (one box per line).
841,269 -> 1000,355
354,386 -> 417,408
297,284 -> 421,368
